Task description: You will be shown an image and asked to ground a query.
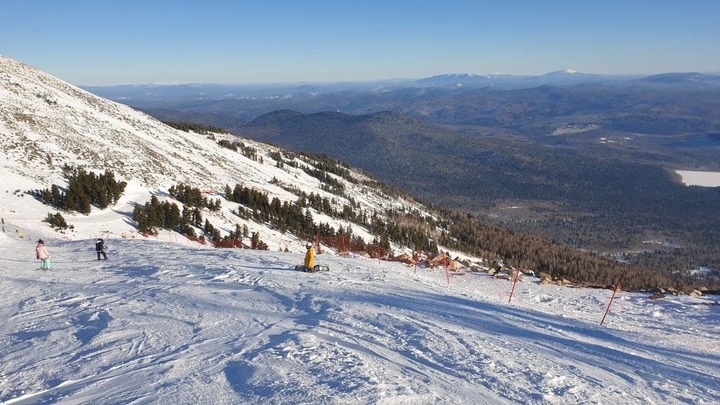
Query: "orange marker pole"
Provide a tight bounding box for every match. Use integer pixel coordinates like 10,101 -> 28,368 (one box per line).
508,271 -> 519,303
600,281 -> 622,325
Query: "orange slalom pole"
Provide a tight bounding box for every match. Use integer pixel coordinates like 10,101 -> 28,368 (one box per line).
600,281 -> 622,325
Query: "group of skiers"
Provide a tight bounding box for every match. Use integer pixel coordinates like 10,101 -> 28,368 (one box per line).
33,237 -> 108,271
32,236 -> 316,271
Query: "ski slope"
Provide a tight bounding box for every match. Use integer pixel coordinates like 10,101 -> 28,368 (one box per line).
1,232 -> 718,404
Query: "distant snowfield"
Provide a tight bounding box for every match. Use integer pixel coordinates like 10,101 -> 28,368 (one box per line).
675,170 -> 720,187
1,233 -> 718,404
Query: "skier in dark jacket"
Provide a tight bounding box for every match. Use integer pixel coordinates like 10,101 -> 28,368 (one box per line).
95,238 -> 108,260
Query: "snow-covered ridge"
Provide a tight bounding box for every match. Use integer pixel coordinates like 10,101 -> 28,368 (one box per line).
1,54 -> 277,189
0,55 -> 430,252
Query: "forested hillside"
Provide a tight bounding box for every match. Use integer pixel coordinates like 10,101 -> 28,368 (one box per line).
237,110 -> 720,278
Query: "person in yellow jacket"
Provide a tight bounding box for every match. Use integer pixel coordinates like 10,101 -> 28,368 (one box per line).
304,242 -> 315,270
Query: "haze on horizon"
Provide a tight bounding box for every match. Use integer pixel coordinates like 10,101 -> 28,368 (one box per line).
2,0 -> 719,86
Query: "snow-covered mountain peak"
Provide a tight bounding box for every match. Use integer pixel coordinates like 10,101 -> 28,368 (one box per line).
543,68 -> 580,76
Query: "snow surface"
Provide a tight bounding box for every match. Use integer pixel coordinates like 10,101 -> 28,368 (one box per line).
675,170 -> 720,187
1,230 -> 718,404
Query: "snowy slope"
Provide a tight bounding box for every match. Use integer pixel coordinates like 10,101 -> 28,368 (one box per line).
0,234 -> 718,404
1,54 -> 283,189
0,54 -> 429,253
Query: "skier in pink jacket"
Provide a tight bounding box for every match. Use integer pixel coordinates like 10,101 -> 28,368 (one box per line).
36,239 -> 51,271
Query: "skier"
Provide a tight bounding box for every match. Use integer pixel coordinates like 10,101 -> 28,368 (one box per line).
304,242 -> 315,269
36,239 -> 51,271
95,238 -> 108,260
294,242 -> 328,272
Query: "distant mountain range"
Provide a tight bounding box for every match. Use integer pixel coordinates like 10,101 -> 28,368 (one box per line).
84,70 -> 720,94
414,69 -> 623,88
83,71 -> 720,103
640,72 -> 720,84
82,71 -> 720,142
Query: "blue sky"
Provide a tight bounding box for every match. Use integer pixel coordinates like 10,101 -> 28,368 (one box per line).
2,0 -> 719,85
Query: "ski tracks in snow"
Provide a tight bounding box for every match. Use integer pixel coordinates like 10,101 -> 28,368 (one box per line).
0,238 -> 718,404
